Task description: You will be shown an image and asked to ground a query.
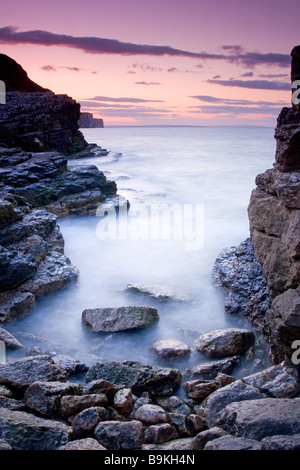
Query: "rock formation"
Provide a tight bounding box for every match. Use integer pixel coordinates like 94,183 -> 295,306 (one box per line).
0,54 -> 87,154
79,112 -> 104,129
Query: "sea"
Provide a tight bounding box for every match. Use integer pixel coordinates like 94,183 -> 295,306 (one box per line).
8,126 -> 276,376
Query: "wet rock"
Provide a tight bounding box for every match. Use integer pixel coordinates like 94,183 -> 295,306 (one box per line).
194,328 -> 255,358
272,288 -> 300,328
82,306 -> 159,332
24,381 -> 82,417
182,379 -> 219,401
0,396 -> 26,411
19,251 -> 79,297
215,372 -> 235,387
85,360 -> 182,396
72,406 -> 110,439
60,438 -> 106,450
83,379 -> 120,401
113,388 -> 133,416
0,245 -> 37,291
151,339 -> 190,358
60,394 -> 108,418
0,355 -> 67,391
204,435 -> 262,450
155,395 -> 193,416
261,434 -> 300,450
243,362 -> 300,398
145,423 -> 178,444
134,404 -> 167,424
125,283 -> 192,302
183,356 -> 240,380
168,413 -> 195,437
0,291 -> 35,324
200,379 -> 266,427
0,327 -> 23,350
191,427 -> 227,450
0,439 -> 12,450
142,437 -> 194,450
219,398 -> 300,440
213,239 -> 270,328
51,355 -> 88,376
0,385 -> 13,398
94,420 -> 144,450
0,407 -> 72,450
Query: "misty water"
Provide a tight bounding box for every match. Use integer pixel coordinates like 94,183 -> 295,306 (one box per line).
8,126 -> 275,378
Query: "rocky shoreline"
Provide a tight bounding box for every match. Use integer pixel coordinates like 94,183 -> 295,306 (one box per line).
0,49 -> 300,451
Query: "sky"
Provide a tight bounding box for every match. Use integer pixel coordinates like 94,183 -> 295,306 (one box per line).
0,0 -> 299,126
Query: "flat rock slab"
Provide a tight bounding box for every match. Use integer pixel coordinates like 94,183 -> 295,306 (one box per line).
0,355 -> 67,390
194,328 -> 255,357
204,435 -> 262,450
0,407 -> 71,450
151,339 -> 191,358
126,283 -> 192,303
82,306 -> 159,332
94,420 -> 144,450
85,360 -> 182,396
219,398 -> 300,440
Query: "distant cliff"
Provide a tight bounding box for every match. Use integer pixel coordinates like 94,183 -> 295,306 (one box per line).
79,112 -> 104,128
248,46 -> 300,362
0,54 -> 87,155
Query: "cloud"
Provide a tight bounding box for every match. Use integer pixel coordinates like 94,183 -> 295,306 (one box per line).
207,78 -> 290,90
0,26 -> 290,67
87,96 -> 165,103
241,71 -> 254,77
130,63 -> 162,72
41,65 -> 56,71
190,95 -> 288,106
134,81 -> 162,86
190,105 -> 282,115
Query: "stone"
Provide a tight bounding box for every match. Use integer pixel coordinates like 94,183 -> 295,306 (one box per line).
0,396 -> 26,411
0,355 -> 67,391
0,407 -> 71,450
155,395 -> 193,416
0,439 -> 12,450
60,438 -> 106,450
113,388 -> 133,416
151,339 -> 190,358
94,420 -> 144,450
0,53 -> 50,93
24,381 -> 82,417
215,373 -> 235,387
79,113 -> 104,129
261,434 -> 300,450
213,239 -> 270,328
50,355 -> 88,376
72,406 -> 110,439
204,435 -> 262,450
168,413 -> 195,437
274,106 -> 300,172
83,379 -> 119,400
125,283 -> 192,302
60,394 -> 108,418
85,360 -> 182,396
144,423 -> 178,444
82,306 -> 159,332
0,291 -> 35,324
142,437 -> 194,450
243,363 -> 300,398
191,427 -> 227,450
134,404 -> 167,424
194,328 -> 255,357
0,327 -> 23,349
219,398 -> 300,440
272,288 -> 300,327
182,379 -> 218,401
201,379 -> 266,428
0,385 -> 13,398
183,357 -> 239,380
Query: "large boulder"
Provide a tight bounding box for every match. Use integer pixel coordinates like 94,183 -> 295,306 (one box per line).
94,420 -> 144,450
0,407 -> 71,450
194,328 -> 255,357
0,355 -> 67,391
219,398 -> 300,440
151,339 -> 190,358
85,360 -> 182,396
125,283 -> 192,302
82,306 -> 159,332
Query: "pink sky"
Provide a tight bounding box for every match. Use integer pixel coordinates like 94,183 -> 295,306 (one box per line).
0,0 -> 299,126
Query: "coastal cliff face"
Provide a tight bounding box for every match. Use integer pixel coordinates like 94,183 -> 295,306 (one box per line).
248,46 -> 300,362
0,54 -> 87,155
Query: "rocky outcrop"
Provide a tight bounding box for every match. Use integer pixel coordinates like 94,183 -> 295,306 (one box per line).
79,112 -> 104,129
0,54 -> 87,154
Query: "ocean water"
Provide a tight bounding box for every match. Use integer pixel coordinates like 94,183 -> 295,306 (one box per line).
8,126 -> 275,375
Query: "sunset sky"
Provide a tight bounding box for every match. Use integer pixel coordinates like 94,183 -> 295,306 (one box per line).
0,0 -> 299,126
